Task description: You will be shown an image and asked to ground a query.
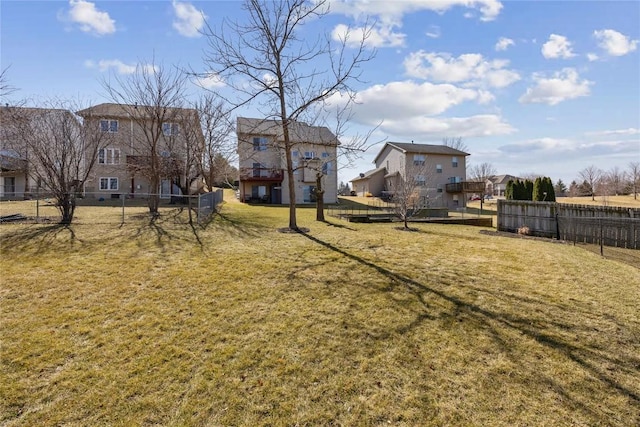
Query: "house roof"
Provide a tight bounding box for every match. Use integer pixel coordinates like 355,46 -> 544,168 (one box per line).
0,150 -> 27,172
76,103 -> 197,119
490,174 -> 521,185
350,166 -> 386,182
237,117 -> 339,146
373,141 -> 469,164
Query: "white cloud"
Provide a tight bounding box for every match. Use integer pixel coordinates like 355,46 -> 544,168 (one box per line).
328,81 -> 484,120
404,51 -> 520,88
328,0 -> 503,24
426,26 -> 441,39
593,29 -> 639,56
585,128 -> 640,137
195,73 -> 225,89
84,59 -> 155,75
382,114 -> 515,139
541,34 -> 575,59
172,1 -> 206,38
586,53 -> 599,62
495,37 -> 514,51
332,24 -> 405,48
64,0 -> 115,36
519,68 -> 592,105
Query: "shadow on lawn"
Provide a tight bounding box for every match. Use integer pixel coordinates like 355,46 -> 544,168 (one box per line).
0,224 -> 80,253
299,230 -> 640,421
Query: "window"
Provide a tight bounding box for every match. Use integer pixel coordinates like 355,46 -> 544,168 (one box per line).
321,152 -> 330,158
98,148 -> 120,165
436,164 -> 443,173
452,157 -> 459,168
251,185 -> 267,198
253,137 -> 268,151
99,177 -> 118,191
100,120 -> 118,133
292,151 -> 299,175
437,184 -> 443,193
322,161 -> 333,175
163,122 -> 179,136
453,194 -> 459,206
303,185 -> 317,202
413,154 -> 425,166
415,175 -> 426,186
304,151 -> 316,159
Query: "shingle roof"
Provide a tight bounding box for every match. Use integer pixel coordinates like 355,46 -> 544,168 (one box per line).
76,103 -> 196,118
373,142 -> 469,165
350,166 -> 386,182
491,174 -> 521,185
237,117 -> 339,145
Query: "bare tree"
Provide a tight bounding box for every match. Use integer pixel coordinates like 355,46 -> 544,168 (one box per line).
2,101 -> 109,224
578,165 -> 602,201
469,162 -> 497,189
193,94 -> 237,191
102,62 -> 190,215
442,136 -> 468,153
202,0 -> 374,231
628,161 -> 640,200
389,163 -> 432,230
604,166 -> 625,196
0,66 -> 18,99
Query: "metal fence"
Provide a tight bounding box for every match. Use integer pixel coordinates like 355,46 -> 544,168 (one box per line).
497,200 -> 640,249
0,190 -> 225,225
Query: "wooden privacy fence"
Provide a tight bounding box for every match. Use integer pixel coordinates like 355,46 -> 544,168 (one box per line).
497,200 -> 640,249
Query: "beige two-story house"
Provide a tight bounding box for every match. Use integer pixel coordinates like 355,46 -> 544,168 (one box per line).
352,142 -> 483,208
77,103 -> 203,199
237,117 -> 338,205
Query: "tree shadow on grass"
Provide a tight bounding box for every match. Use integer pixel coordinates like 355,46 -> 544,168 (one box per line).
298,230 -> 640,420
0,224 -> 80,254
318,219 -> 357,231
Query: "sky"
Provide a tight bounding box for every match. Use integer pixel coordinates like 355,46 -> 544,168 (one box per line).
1,0 -> 639,186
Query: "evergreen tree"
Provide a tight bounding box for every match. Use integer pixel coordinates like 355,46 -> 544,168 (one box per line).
554,179 -> 567,196
533,177 -> 543,201
525,180 -> 534,200
505,180 -> 514,199
544,177 -> 556,201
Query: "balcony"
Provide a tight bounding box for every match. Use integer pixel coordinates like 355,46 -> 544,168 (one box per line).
240,167 -> 284,182
445,181 -> 486,193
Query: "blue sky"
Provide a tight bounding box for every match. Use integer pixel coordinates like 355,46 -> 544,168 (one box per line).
1,0 -> 639,185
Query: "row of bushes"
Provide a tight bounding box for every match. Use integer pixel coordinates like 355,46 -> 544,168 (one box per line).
506,177 -> 556,202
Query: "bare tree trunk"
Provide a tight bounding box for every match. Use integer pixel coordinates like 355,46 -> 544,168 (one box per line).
315,172 -> 325,222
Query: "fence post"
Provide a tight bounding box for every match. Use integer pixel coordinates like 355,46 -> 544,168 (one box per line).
122,194 -> 125,224
600,217 -> 604,256
555,213 -> 560,240
36,187 -> 40,222
197,194 -> 201,224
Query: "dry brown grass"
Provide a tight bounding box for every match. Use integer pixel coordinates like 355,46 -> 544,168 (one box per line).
1,197 -> 639,426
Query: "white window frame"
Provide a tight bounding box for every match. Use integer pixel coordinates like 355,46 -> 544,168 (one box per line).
100,119 -> 118,133
162,122 -> 179,136
304,151 -> 317,159
452,156 -> 459,168
436,164 -> 443,173
413,154 -> 426,166
99,177 -> 119,191
415,175 -> 426,186
98,148 -> 120,165
253,137 -> 268,151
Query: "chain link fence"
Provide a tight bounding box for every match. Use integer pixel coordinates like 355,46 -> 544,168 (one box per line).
0,190 -> 223,225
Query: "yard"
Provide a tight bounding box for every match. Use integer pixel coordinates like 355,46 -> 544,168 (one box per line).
1,195 -> 639,426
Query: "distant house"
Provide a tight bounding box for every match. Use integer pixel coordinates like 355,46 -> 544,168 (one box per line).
0,106 -> 74,200
236,117 -> 338,204
487,174 -> 521,197
351,142 -> 483,208
350,166 -> 386,197
76,103 -> 203,199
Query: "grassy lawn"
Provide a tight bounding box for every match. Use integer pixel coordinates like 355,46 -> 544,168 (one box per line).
1,195 -> 639,426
